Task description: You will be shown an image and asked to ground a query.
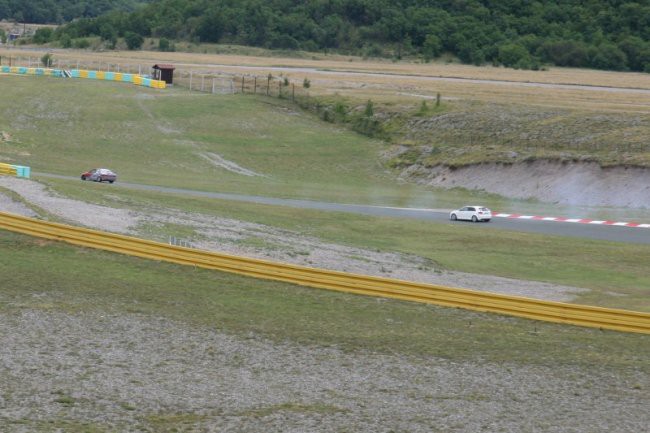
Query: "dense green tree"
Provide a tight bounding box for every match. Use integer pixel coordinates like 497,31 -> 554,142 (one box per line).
11,0 -> 650,73
422,34 -> 442,61
32,27 -> 53,44
498,43 -> 531,68
124,30 -> 143,49
0,1 -> 152,23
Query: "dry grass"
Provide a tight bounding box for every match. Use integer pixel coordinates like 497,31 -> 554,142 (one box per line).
3,45 -> 649,167
4,47 -> 650,113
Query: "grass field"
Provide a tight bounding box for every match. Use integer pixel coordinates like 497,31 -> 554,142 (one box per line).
33,177 -> 650,312
2,74 -> 650,216
0,75 -> 407,202
2,228 -> 648,367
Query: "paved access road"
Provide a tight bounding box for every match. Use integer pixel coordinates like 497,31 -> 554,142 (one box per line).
36,173 -> 650,245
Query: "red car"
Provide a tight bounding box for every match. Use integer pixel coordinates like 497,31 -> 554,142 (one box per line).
81,168 -> 117,183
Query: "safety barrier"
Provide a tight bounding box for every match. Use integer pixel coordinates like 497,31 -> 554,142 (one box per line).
1,211 -> 648,334
0,163 -> 30,178
68,69 -> 166,88
1,65 -> 64,78
1,65 -> 165,89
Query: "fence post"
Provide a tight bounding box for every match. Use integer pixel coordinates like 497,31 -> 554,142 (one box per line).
278,80 -> 281,98
212,78 -> 215,94
267,75 -> 270,95
254,76 -> 257,94
292,84 -> 295,101
241,76 -> 245,93
189,71 -> 193,91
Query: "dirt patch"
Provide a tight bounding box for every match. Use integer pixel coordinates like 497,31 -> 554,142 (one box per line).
399,160 -> 650,208
198,151 -> 267,177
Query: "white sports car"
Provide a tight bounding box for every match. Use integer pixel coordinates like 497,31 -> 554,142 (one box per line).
450,206 -> 492,222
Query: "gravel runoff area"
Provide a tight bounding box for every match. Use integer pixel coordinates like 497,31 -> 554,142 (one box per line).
3,177 -> 647,432
1,310 -> 648,433
0,177 -> 588,302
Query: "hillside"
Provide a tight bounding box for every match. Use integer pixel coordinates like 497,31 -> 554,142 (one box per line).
2,50 -> 650,208
0,0 -> 150,23
37,0 -> 650,73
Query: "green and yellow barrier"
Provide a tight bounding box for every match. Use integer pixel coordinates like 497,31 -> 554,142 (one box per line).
69,69 -> 165,89
1,65 -> 165,89
0,163 -> 30,178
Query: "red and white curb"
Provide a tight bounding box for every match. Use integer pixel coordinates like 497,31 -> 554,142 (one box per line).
494,213 -> 650,228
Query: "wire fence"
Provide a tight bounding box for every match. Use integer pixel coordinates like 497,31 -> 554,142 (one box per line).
0,54 -> 312,101
173,69 -> 311,102
0,55 -> 149,74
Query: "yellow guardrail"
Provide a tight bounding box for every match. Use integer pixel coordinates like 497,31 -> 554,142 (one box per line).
0,163 -> 17,176
1,211 -> 649,334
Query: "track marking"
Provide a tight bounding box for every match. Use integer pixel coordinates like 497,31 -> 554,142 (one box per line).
493,213 -> 649,228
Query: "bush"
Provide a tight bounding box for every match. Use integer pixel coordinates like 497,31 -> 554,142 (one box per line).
352,116 -> 384,138
124,32 -> 144,50
40,53 -> 53,67
60,34 -> 72,48
334,101 -> 348,121
364,99 -> 374,117
498,43 -> 532,68
158,38 -> 174,52
422,34 -> 442,61
416,100 -> 429,116
33,28 -> 53,44
73,38 -> 90,49
303,78 -> 311,88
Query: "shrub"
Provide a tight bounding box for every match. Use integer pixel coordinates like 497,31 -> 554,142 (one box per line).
158,38 -> 174,52
33,28 -> 53,44
60,34 -> 72,48
124,32 -> 144,50
364,99 -> 374,117
40,53 -> 53,67
73,38 -> 90,49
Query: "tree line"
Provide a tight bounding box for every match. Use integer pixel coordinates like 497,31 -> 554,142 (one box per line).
0,0 -> 150,24
15,0 -> 650,72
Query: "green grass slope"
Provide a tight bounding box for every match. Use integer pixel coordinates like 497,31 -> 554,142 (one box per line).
0,75 -> 418,203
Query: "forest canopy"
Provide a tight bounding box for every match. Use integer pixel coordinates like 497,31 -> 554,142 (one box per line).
11,0 -> 650,72
0,0 -> 151,24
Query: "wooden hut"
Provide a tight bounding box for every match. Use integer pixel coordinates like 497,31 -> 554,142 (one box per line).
152,64 -> 175,85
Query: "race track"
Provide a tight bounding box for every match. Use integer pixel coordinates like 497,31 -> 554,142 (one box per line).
36,172 -> 650,245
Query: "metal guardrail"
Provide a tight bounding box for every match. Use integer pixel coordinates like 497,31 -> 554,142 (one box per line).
1,211 -> 648,334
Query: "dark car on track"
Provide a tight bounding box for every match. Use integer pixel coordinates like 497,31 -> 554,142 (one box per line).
81,168 -> 117,183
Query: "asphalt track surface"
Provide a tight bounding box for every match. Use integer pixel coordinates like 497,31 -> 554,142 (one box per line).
36,173 -> 650,245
